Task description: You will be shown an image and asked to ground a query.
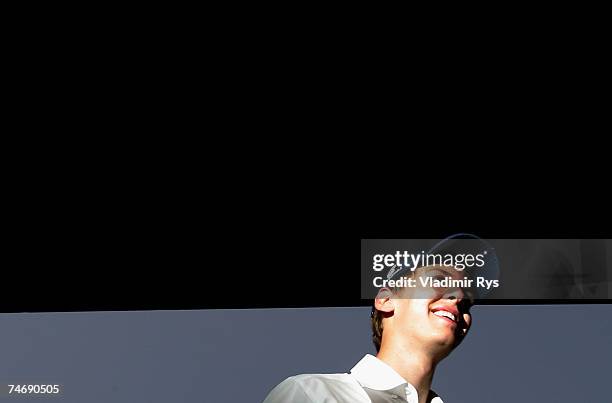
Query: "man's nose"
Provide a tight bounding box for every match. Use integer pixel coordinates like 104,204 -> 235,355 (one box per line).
443,287 -> 465,301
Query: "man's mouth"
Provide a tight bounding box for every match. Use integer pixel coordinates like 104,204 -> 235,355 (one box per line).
431,307 -> 458,324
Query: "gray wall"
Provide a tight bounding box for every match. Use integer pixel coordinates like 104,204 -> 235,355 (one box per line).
1,306 -> 611,402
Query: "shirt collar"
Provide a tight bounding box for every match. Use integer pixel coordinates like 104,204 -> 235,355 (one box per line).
349,354 -> 407,390
349,354 -> 444,403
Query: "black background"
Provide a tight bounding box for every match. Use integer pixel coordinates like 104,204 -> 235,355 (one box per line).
4,11 -> 611,313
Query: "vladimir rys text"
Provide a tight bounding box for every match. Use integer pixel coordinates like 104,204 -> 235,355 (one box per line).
373,275 -> 500,290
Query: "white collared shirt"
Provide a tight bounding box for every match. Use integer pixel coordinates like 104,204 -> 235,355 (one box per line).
263,354 -> 444,403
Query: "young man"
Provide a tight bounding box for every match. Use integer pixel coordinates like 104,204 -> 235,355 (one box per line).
263,264 -> 474,403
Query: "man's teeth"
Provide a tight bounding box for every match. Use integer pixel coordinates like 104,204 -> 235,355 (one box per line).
433,311 -> 456,322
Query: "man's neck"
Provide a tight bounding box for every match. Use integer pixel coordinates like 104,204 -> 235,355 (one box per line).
376,344 -> 438,403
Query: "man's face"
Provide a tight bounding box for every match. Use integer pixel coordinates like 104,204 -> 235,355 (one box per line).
388,265 -> 474,357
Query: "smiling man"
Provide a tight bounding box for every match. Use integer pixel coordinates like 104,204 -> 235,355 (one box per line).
262,264 -> 475,403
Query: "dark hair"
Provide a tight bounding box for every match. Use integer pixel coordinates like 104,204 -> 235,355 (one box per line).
370,270 -> 418,352
371,305 -> 384,352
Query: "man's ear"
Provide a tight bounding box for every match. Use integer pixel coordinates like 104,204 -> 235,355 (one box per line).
374,288 -> 395,313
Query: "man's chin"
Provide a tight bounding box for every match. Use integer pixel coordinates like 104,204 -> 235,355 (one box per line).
421,330 -> 457,354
